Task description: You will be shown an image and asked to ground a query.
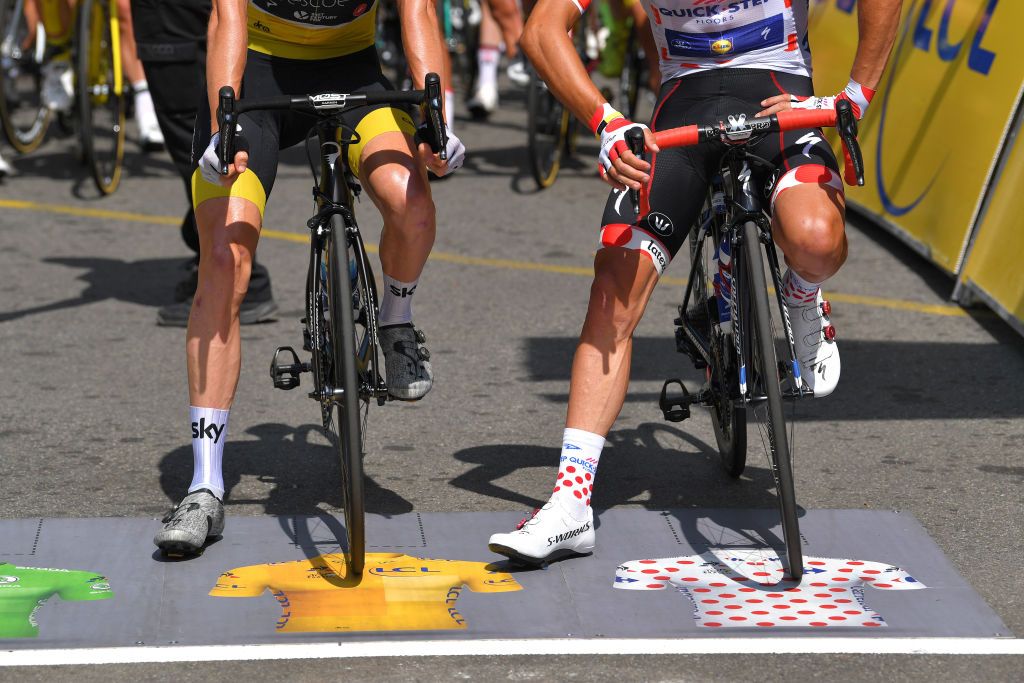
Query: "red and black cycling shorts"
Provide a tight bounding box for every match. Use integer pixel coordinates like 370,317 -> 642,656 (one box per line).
599,68 -> 843,276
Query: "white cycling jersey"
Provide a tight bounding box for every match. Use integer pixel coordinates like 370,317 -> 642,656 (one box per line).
573,0 -> 812,83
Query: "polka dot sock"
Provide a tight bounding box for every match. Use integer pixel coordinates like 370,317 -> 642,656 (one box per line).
551,428 -> 604,519
781,268 -> 823,306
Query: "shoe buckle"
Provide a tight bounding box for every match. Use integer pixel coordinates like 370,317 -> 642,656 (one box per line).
820,300 -> 832,316
515,508 -> 541,530
823,324 -> 837,342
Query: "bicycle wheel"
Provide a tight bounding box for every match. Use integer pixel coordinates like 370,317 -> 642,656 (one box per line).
618,33 -> 642,119
526,66 -> 569,189
689,226 -> 747,477
741,220 -> 802,579
0,0 -> 51,152
321,215 -> 366,577
76,0 -> 125,195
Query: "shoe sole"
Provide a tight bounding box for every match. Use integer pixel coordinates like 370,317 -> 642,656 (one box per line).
488,542 -> 593,567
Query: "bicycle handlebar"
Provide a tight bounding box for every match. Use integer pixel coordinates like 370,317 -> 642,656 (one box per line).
215,72 -> 449,175
651,99 -> 865,186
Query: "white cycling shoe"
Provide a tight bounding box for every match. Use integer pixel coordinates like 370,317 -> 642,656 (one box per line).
488,499 -> 595,566
466,82 -> 497,119
787,286 -> 840,397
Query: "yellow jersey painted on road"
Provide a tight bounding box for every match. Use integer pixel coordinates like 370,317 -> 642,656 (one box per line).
210,553 -> 522,632
247,0 -> 378,60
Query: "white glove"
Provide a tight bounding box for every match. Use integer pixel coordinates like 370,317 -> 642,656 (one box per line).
438,126 -> 465,176
595,105 -> 649,176
790,79 -> 876,120
198,124 -> 244,185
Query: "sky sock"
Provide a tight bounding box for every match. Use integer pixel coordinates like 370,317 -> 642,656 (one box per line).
189,406 -> 229,499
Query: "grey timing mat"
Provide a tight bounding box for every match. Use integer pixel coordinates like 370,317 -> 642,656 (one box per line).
0,509 -> 1011,650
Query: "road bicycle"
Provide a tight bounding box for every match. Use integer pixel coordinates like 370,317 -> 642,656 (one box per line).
214,75 -> 448,578
627,102 -> 864,580
0,0 -> 125,193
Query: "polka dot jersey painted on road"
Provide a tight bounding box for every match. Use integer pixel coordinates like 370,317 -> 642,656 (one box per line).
613,550 -> 925,628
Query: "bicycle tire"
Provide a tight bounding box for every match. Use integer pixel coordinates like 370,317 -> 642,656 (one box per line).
618,32 -> 642,119
324,215 -> 366,577
526,67 -> 568,189
76,0 -> 125,195
689,228 -> 747,477
0,0 -> 51,152
741,220 -> 802,580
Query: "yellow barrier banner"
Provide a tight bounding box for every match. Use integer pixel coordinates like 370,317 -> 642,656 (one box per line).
958,118 -> 1024,333
808,0 -> 1024,274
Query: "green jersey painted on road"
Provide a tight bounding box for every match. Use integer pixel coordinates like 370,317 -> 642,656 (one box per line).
0,562 -> 113,638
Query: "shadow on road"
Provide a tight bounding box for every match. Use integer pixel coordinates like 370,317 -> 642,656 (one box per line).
523,336 -> 1024,420
0,256 -> 184,322
157,422 -> 413,516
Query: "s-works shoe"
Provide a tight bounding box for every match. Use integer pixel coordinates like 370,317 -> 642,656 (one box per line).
488,500 -> 594,566
787,288 -> 840,397
153,489 -> 224,556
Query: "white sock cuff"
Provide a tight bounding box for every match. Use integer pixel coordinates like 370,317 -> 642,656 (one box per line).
785,269 -> 823,292
562,428 -> 606,450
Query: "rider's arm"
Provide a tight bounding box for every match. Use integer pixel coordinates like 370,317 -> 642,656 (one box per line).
849,0 -> 903,90
758,0 -> 903,118
396,0 -> 447,91
522,0 -> 657,190
521,0 -> 603,130
207,0 -> 248,134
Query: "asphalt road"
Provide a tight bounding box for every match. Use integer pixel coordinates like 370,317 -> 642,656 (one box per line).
0,88 -> 1021,681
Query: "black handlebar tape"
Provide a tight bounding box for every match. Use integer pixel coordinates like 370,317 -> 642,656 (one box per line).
625,126 -> 646,216
217,86 -> 235,176
835,99 -> 865,186
425,73 -> 448,160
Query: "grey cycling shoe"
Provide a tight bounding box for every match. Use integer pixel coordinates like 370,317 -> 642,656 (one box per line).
153,489 -> 225,556
379,323 -> 433,401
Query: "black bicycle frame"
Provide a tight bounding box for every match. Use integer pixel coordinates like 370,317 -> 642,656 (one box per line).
677,147 -> 807,404
306,118 -> 387,407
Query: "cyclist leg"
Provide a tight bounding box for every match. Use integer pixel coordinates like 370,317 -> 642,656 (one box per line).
489,78 -> 711,565
348,100 -> 436,401
116,0 -> 164,148
38,0 -> 74,113
753,71 -> 846,397
155,54 -> 281,554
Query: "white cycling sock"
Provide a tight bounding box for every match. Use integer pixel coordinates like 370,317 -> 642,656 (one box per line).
477,45 -> 500,89
132,80 -> 160,133
188,406 -> 228,500
781,268 -> 822,306
551,428 -> 604,519
379,274 -> 418,326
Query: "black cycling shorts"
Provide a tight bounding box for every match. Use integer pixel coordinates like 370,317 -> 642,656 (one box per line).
599,69 -> 843,275
191,47 -> 416,217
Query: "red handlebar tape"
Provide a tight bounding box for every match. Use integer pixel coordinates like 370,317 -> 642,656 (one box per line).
653,125 -> 700,148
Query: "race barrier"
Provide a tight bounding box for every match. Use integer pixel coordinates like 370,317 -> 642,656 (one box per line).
809,0 -> 1024,335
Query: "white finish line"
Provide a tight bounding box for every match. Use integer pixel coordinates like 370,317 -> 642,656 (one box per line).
2,638 -> 1022,665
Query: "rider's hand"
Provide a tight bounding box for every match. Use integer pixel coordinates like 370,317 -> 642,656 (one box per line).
593,103 -> 659,192
198,126 -> 249,187
757,78 -> 876,120
417,125 -> 465,177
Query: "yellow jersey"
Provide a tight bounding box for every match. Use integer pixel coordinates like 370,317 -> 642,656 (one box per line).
209,553 -> 522,632
247,0 -> 378,61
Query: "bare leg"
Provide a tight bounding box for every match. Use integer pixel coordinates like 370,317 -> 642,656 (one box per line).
186,197 -> 262,408
566,248 -> 660,435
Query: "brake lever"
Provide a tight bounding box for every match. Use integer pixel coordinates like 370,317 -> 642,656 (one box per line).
625,126 -> 645,216
424,72 -> 448,161
217,86 -> 236,176
836,98 -> 864,187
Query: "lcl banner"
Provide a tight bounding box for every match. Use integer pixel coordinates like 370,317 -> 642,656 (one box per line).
808,0 -> 1023,275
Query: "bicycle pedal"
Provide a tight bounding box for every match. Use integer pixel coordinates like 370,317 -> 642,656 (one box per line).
270,346 -> 308,391
659,378 -> 691,422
